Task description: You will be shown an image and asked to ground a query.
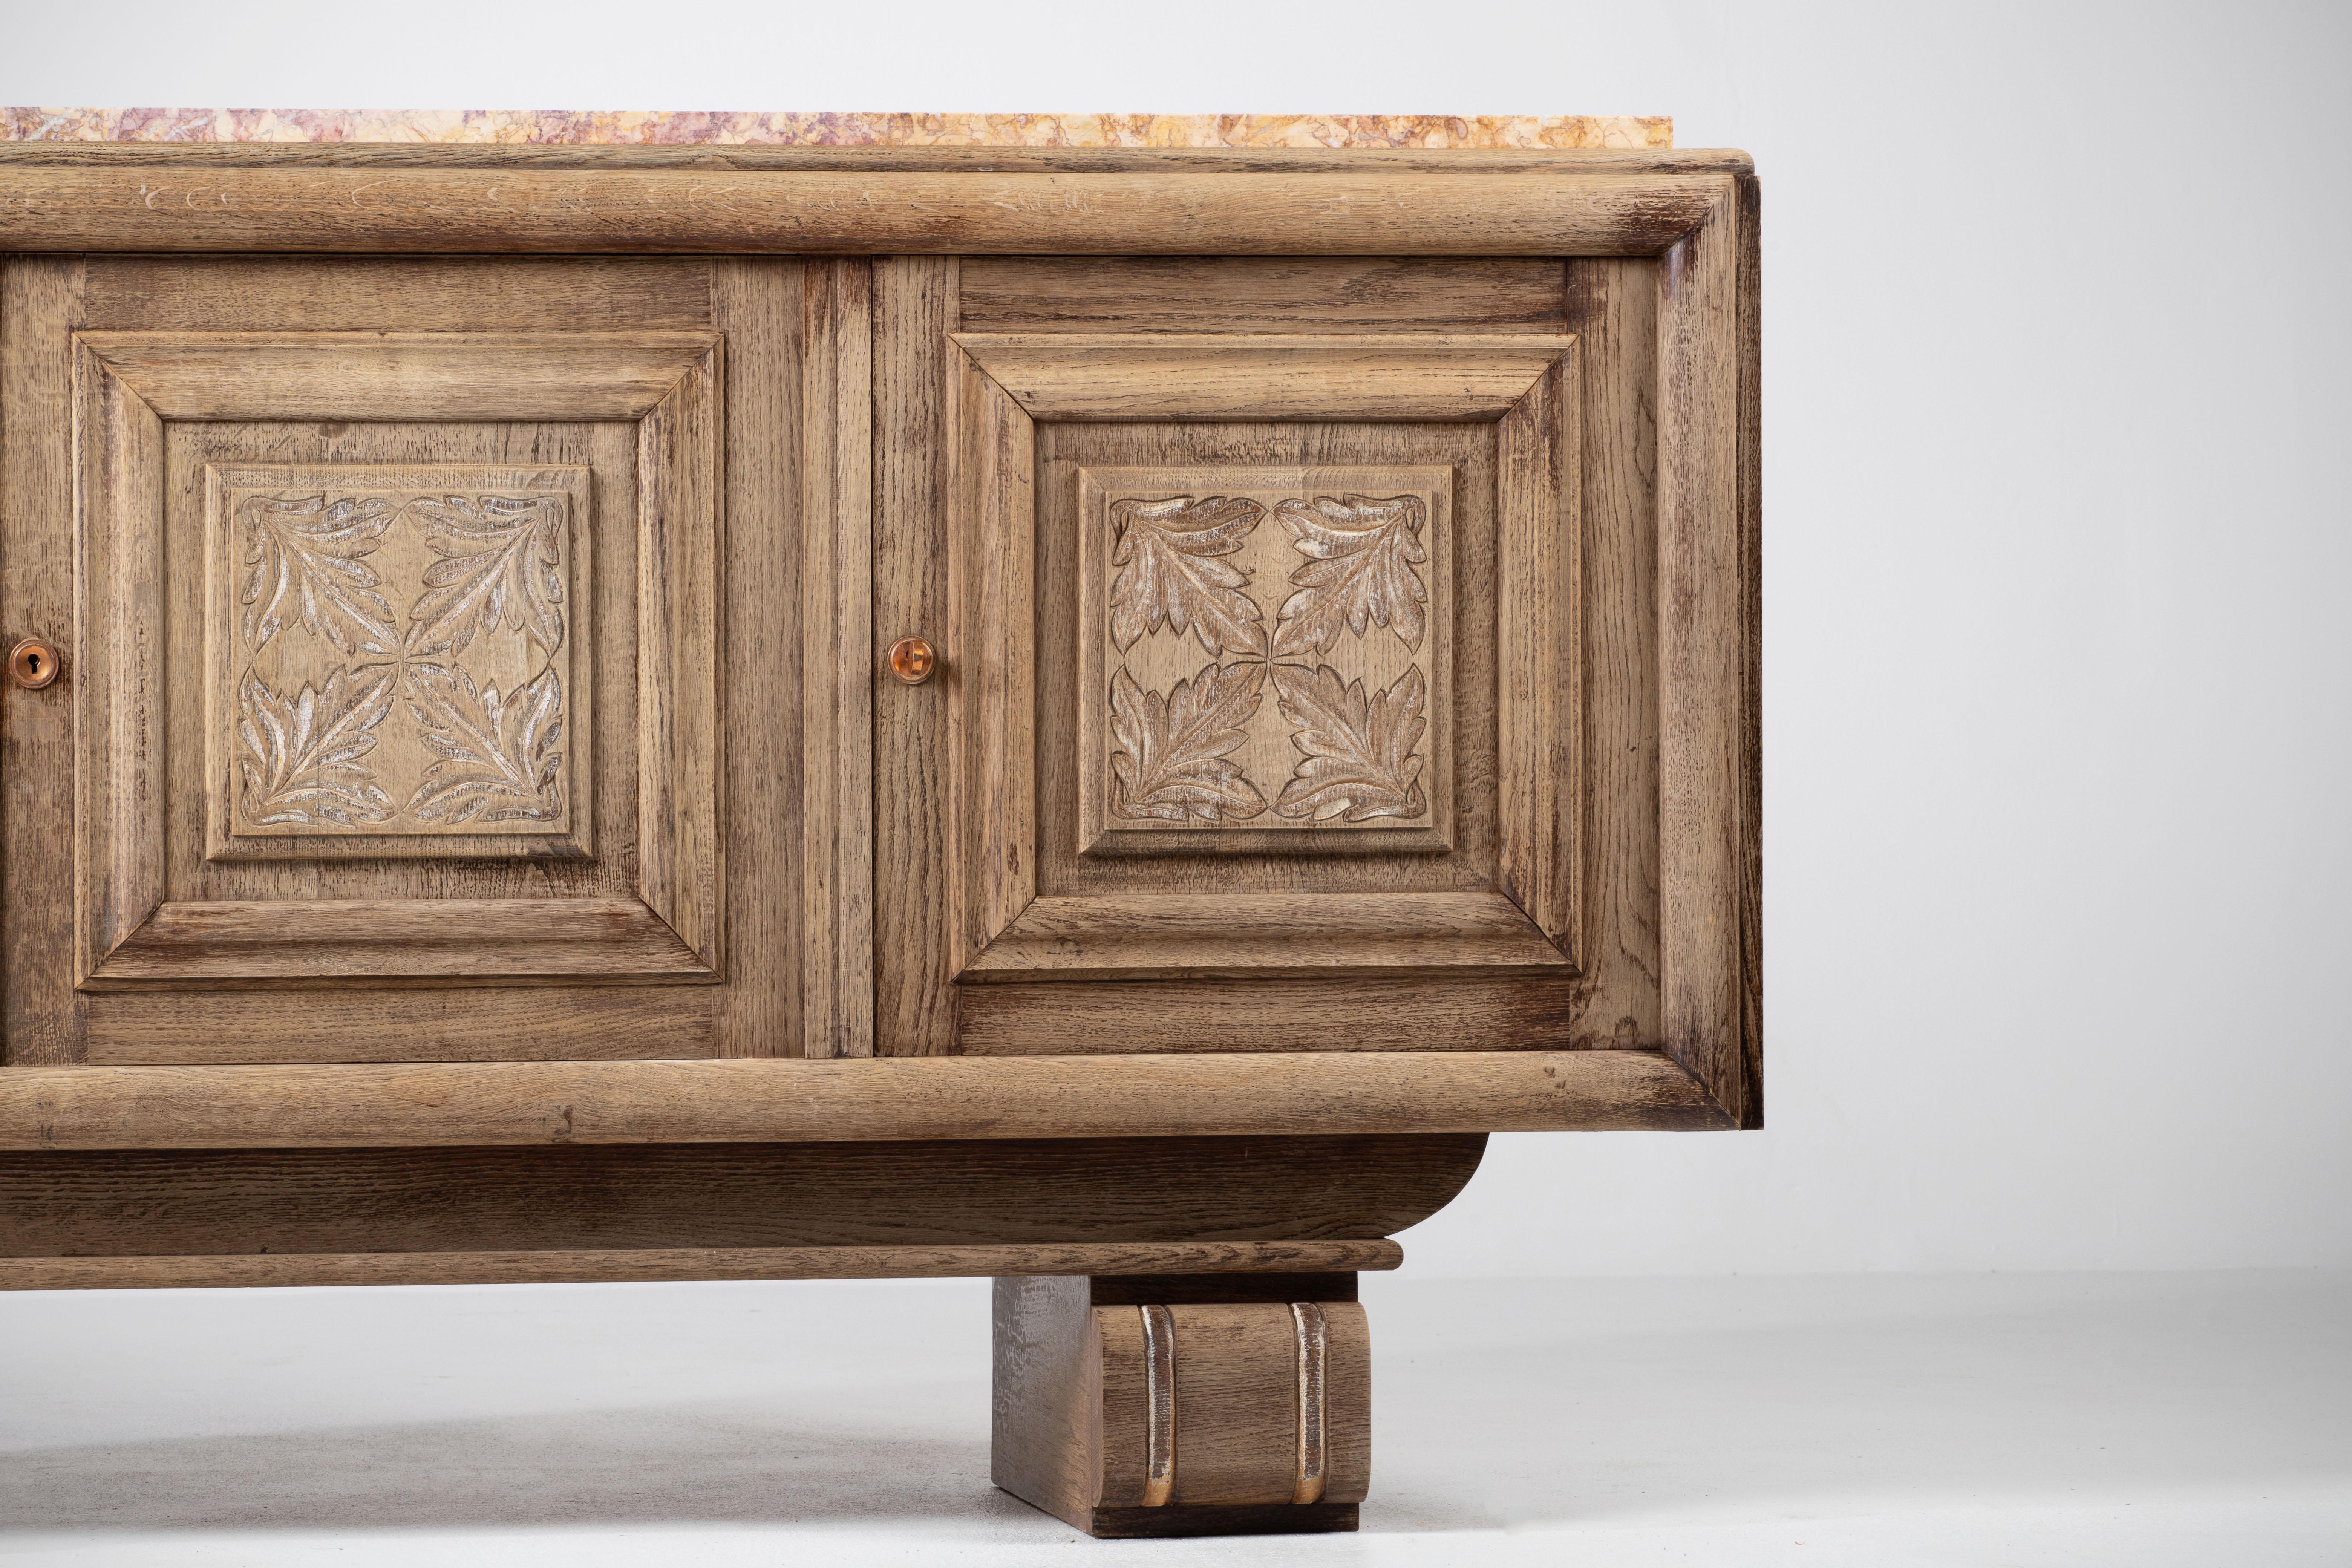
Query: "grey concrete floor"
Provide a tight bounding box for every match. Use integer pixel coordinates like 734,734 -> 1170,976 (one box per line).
0,1270 -> 2344,1564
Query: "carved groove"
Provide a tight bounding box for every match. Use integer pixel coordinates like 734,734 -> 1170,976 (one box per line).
1291,1301 -> 1329,1504
1141,1303 -> 1179,1507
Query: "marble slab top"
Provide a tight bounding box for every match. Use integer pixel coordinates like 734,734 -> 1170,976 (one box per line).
0,108 -> 1669,149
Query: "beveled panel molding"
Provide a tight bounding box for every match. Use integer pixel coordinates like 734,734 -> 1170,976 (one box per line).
946,330 -> 1580,991
72,330 -> 722,987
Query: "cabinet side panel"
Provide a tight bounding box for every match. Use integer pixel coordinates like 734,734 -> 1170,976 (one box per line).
1,259 -> 86,1063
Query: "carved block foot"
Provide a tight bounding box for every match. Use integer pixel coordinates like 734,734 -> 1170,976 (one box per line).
992,1272 -> 1369,1538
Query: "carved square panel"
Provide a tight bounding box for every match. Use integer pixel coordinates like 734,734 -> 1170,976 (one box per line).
1076,466 -> 1454,856
203,464 -> 593,861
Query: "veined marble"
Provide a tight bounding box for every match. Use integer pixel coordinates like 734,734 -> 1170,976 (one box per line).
0,108 -> 1669,149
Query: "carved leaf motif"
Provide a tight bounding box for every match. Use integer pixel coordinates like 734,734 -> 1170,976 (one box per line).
1108,495 -> 1269,658
1271,663 -> 1428,823
239,494 -> 401,655
1271,493 -> 1430,659
237,663 -> 400,827
1109,662 -> 1269,823
403,494 -> 568,659
403,663 -> 566,824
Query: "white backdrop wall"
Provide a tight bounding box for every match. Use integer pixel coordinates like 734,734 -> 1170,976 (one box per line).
3,0 -> 2346,1276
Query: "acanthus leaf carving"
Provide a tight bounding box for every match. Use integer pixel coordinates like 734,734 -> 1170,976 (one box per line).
1270,493 -> 1430,659
1271,662 -> 1429,823
402,662 -> 567,825
1109,661 -> 1269,823
1108,495 -> 1269,659
403,493 -> 568,659
239,493 -> 402,655
236,663 -> 400,827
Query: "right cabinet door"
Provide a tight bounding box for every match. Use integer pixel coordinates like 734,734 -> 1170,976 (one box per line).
874,257 -> 1662,1058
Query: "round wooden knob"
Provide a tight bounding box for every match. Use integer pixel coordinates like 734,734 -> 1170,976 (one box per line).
887,637 -> 937,685
7,638 -> 61,690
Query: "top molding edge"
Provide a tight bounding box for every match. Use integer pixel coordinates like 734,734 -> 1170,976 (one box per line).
0,155 -> 1753,257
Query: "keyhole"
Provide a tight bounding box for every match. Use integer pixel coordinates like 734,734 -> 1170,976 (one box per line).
9,638 -> 61,690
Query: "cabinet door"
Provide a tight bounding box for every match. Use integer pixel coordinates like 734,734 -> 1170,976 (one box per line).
0,256 -> 851,1065
875,258 -> 1659,1057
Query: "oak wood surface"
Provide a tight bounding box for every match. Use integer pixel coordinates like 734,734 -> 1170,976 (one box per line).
0,1239 -> 1400,1291
0,164 -> 1742,256
0,1050 -> 1728,1148
955,976 -> 1591,1054
953,332 -> 1574,421
961,892 -> 1574,981
797,259 -> 875,1055
84,255 -> 718,332
873,257 -> 959,1054
957,257 -> 1568,335
74,331 -> 717,419
1657,186 -> 1754,1128
0,259 -> 83,1064
0,1135 -> 1481,1257
995,1270 -> 1369,1537
83,988 -> 719,1063
1565,257 -> 1664,1049
4,150 -> 1760,1130
709,257 -> 804,1056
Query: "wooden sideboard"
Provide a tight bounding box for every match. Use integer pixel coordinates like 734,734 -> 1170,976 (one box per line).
0,142 -> 1760,1537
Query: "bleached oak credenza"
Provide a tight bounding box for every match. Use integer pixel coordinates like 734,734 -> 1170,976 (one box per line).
0,133 -> 1759,1538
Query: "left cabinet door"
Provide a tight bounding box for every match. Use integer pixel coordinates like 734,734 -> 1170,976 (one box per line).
0,255 -> 855,1066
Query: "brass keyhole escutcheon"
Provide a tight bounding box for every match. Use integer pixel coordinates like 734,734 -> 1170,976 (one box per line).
7,638 -> 60,691
888,637 -> 937,686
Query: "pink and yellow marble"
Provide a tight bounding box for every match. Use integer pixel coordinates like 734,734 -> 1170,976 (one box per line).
0,108 -> 1669,149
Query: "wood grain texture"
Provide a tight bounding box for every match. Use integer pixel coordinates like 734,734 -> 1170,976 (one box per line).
85,256 -> 715,332
0,1050 -> 1728,1149
70,337 -> 167,987
75,331 -> 717,419
963,892 -> 1573,981
0,259 -> 85,1063
958,257 -> 1567,335
798,260 -> 875,1056
0,164 -> 1743,256
995,1271 -> 1367,1538
956,977 -> 1589,1054
995,1275 -> 1109,1528
948,339 -> 1039,969
1657,188 -> 1755,1127
0,1135 -> 1482,1256
67,325 -> 727,995
954,333 -> 1573,421
634,337 -> 726,970
1496,342 -> 1582,952
1565,257 -> 1663,1049
873,257 -> 958,1055
83,899 -> 709,983
0,1239 -> 1399,1291
1735,174 -> 1765,1128
710,257 -> 803,1057
84,988 -> 718,1062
